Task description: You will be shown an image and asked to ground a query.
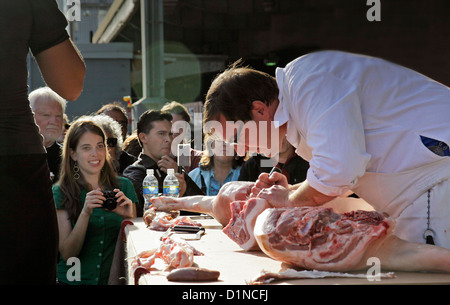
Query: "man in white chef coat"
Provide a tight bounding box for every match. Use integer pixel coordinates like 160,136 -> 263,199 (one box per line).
203,50 -> 450,249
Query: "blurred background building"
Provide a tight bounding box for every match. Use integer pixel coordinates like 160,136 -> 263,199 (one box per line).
28,0 -> 449,135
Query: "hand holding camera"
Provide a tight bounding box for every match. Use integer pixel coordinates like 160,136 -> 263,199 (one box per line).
83,188 -> 135,218
102,188 -> 135,218
102,190 -> 118,210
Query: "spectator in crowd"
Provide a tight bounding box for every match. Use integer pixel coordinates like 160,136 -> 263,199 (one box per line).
189,135 -> 245,196
53,117 -> 137,285
122,132 -> 141,158
123,110 -> 204,216
91,114 -> 137,175
0,0 -> 85,284
29,86 -> 66,183
161,101 -> 202,173
58,113 -> 70,144
96,102 -> 129,141
238,136 -> 309,185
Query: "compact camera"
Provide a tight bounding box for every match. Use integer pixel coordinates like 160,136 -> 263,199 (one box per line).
102,190 -> 117,210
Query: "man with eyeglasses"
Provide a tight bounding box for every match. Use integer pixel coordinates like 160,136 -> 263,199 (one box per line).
29,87 -> 66,183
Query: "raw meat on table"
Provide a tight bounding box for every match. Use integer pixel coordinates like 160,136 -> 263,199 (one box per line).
222,198 -> 270,251
143,207 -> 202,231
150,181 -> 254,227
130,236 -> 204,284
151,181 -> 450,273
254,207 -> 393,271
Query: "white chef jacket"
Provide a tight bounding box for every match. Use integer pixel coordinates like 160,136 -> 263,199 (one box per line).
274,50 -> 450,202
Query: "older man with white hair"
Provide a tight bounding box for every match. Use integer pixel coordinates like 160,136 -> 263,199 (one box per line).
29,86 -> 66,183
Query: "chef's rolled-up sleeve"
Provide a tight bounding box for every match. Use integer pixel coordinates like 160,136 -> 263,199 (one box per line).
298,73 -> 371,196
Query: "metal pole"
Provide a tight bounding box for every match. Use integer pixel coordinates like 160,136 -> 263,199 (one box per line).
132,0 -> 166,130
149,0 -> 165,98
139,0 -> 165,107
140,0 -> 150,98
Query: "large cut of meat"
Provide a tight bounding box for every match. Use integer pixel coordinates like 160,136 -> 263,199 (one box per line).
254,207 -> 393,271
151,181 -> 450,273
254,207 -> 450,272
222,198 -> 270,251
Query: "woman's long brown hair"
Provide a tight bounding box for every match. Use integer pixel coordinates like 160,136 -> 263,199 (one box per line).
57,117 -> 119,223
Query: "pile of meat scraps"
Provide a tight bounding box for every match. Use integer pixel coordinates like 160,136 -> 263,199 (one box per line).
129,236 -> 204,284
143,207 -> 202,231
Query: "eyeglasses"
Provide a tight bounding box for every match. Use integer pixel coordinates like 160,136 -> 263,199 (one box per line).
106,138 -> 118,147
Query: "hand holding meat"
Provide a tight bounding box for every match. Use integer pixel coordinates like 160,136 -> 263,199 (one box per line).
251,172 -> 289,198
150,180 -> 450,273
256,184 -> 291,208
150,181 -> 254,227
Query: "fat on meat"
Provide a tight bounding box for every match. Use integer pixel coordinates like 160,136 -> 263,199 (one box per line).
222,198 -> 270,251
150,181 -> 450,273
254,207 -> 393,271
131,236 -> 203,273
254,207 -> 450,273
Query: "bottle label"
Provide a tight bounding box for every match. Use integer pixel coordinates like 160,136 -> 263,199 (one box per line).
163,185 -> 179,196
143,186 -> 158,195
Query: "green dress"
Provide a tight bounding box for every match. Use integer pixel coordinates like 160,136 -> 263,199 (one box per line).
53,176 -> 138,285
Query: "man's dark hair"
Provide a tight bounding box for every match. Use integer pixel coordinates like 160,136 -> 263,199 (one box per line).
203,60 -> 279,125
137,110 -> 173,146
96,102 -> 127,119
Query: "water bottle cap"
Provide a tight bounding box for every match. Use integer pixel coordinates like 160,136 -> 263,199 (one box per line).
147,169 -> 154,175
167,168 -> 174,175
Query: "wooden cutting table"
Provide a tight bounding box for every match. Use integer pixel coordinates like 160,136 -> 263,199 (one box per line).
122,216 -> 450,285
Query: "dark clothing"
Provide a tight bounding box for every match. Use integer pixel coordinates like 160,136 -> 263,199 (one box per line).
0,154 -> 58,284
0,0 -> 69,283
117,150 -> 137,175
238,153 -> 310,185
46,141 -> 62,183
123,153 -> 205,217
0,0 -> 69,156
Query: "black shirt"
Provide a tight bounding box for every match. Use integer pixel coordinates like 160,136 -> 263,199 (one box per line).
123,153 -> 204,216
0,0 -> 69,156
46,141 -> 62,183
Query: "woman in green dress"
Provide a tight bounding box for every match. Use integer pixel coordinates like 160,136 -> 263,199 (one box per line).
53,117 -> 137,284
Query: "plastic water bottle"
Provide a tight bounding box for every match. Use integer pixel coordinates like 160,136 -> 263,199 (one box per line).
142,169 -> 158,212
163,168 -> 179,198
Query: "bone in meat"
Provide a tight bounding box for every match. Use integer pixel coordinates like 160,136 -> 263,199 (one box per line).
151,181 -> 450,273
222,198 -> 270,251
